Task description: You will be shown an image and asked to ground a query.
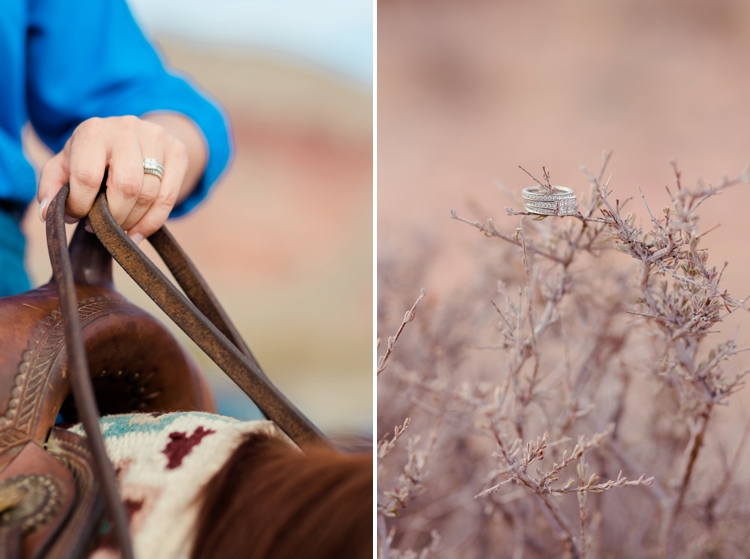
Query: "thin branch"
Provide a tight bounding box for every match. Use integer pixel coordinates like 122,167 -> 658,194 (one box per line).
377,289 -> 426,375
519,165 -> 553,193
451,209 -> 566,263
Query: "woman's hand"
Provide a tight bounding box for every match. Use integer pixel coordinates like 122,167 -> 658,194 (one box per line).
37,114 -> 207,243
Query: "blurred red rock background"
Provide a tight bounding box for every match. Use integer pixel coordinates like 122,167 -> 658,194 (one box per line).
23,39 -> 373,437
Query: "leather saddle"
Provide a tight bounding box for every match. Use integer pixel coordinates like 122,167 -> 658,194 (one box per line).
0,186 -> 327,558
0,223 -> 213,558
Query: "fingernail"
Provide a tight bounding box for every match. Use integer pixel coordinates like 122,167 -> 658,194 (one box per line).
64,215 -> 78,224
84,219 -> 93,234
130,233 -> 144,245
38,197 -> 47,223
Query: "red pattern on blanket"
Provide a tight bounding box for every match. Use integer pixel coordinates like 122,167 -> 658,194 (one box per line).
163,427 -> 216,469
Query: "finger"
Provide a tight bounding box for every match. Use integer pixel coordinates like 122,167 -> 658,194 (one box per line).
121,158 -> 162,231
127,146 -> 185,243
37,150 -> 70,221
105,139 -> 144,226
66,130 -> 108,221
121,120 -> 168,231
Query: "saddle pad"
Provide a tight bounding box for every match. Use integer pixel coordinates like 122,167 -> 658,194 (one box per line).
68,412 -> 293,559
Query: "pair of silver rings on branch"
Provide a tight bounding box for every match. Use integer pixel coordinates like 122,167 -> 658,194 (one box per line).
522,185 -> 578,216
142,157 -> 164,181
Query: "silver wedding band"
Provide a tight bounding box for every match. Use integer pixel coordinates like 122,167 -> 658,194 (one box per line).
143,158 -> 164,181
522,186 -> 578,216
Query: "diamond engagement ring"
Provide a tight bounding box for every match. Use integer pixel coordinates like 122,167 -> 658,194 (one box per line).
143,158 -> 164,181
522,186 -> 578,216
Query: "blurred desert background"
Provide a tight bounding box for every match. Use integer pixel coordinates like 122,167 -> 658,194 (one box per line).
22,0 -> 373,437
378,0 -> 750,555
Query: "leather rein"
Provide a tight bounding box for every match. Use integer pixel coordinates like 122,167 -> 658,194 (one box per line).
46,185 -> 330,558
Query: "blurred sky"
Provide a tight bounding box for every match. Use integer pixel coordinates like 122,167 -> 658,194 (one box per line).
126,0 -> 373,87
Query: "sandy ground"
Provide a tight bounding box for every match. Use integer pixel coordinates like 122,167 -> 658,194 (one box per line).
22,38 -> 373,436
378,0 -> 750,464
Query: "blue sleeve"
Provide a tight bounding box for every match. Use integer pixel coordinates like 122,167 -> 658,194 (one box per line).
25,0 -> 233,217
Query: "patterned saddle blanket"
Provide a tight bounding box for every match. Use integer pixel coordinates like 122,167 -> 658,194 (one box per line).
68,412 -> 292,559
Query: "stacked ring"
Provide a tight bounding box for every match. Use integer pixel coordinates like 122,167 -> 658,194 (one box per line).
522,186 -> 578,216
143,158 -> 164,181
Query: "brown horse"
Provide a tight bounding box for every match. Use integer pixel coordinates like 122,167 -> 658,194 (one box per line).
193,432 -> 372,559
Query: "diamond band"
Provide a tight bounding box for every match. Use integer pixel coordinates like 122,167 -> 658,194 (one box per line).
522,186 -> 578,216
522,185 -> 575,201
143,158 -> 164,181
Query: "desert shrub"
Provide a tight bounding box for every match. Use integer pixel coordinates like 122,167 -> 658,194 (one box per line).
377,154 -> 750,559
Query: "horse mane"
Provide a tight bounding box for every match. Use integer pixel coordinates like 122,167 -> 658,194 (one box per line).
191,431 -> 372,559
